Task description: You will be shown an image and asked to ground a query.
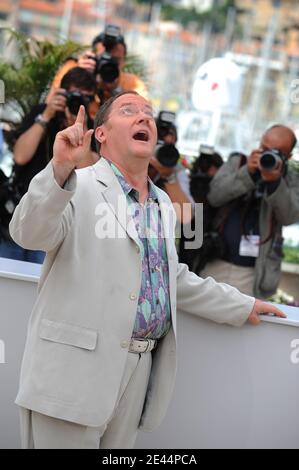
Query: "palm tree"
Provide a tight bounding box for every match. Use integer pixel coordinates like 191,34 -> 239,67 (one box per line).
0,28 -> 85,126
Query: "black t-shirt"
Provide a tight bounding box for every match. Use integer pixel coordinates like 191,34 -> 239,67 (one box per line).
222,195 -> 260,267
12,104 -> 63,196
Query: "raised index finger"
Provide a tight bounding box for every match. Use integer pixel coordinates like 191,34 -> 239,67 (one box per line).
75,105 -> 85,127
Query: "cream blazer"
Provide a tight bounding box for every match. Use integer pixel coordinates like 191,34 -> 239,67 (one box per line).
9,158 -> 254,431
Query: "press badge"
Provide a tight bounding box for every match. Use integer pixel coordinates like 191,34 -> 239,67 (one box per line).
239,235 -> 260,257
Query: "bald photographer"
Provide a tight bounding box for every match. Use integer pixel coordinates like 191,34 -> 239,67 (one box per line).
202,125 -> 299,299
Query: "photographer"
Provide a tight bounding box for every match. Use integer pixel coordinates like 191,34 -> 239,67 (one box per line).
50,24 -> 147,115
148,111 -> 194,225
190,145 -> 223,205
0,67 -> 97,263
180,145 -> 223,273
201,125 -> 299,299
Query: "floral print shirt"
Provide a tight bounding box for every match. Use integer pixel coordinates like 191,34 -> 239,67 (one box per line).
108,160 -> 171,339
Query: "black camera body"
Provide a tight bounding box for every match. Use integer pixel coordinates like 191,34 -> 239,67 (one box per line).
102,24 -> 123,51
62,91 -> 93,115
94,52 -> 120,83
155,111 -> 179,167
190,171 -> 211,203
156,111 -> 176,140
90,24 -> 123,83
260,148 -> 285,171
155,142 -> 180,168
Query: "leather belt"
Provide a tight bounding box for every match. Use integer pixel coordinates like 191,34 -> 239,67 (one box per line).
129,338 -> 157,354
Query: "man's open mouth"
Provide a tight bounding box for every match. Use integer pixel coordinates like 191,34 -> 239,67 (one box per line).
132,131 -> 149,142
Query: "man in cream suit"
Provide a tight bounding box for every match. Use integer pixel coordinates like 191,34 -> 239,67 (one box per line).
10,91 -> 285,449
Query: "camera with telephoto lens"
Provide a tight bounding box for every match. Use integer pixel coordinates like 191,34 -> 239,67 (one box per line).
259,148 -> 285,171
190,145 -> 216,201
156,111 -> 176,139
155,111 -> 180,168
62,91 -> 94,115
91,24 -> 123,83
94,52 -> 120,83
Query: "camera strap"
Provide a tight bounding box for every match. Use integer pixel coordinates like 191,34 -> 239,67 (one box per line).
258,213 -> 275,246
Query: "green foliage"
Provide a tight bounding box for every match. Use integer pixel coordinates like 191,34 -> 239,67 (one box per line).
0,29 -> 148,126
134,0 -> 237,32
289,160 -> 299,174
0,28 -> 85,124
283,246 -> 299,264
162,0 -> 236,32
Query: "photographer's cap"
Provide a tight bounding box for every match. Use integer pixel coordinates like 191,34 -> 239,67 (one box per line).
199,144 -> 214,155
158,111 -> 176,125
92,24 -> 124,50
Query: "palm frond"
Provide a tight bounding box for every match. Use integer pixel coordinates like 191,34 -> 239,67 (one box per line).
0,28 -> 85,124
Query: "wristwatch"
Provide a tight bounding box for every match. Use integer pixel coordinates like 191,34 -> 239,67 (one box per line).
34,114 -> 49,129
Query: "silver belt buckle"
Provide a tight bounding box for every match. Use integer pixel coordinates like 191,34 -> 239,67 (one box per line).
130,338 -> 157,353
146,339 -> 157,352
144,339 -> 151,353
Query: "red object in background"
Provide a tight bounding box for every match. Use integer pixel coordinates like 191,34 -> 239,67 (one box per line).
180,157 -> 189,168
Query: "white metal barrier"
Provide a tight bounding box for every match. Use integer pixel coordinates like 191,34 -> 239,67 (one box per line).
1,257 -> 298,449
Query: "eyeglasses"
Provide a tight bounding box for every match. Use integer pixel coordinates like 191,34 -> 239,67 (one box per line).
116,104 -> 155,119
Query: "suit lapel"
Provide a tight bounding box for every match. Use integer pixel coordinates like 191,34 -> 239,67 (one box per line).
156,189 -> 177,333
92,158 -> 176,260
156,190 -> 176,263
92,158 -> 139,246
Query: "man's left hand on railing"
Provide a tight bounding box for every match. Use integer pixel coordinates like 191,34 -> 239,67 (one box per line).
248,299 -> 287,325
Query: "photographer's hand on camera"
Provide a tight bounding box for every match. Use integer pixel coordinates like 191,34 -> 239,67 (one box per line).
247,149 -> 284,183
52,105 -> 94,187
77,51 -> 97,74
43,88 -> 67,121
247,149 -> 261,175
14,89 -> 67,166
259,158 -> 283,183
248,148 -> 283,183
